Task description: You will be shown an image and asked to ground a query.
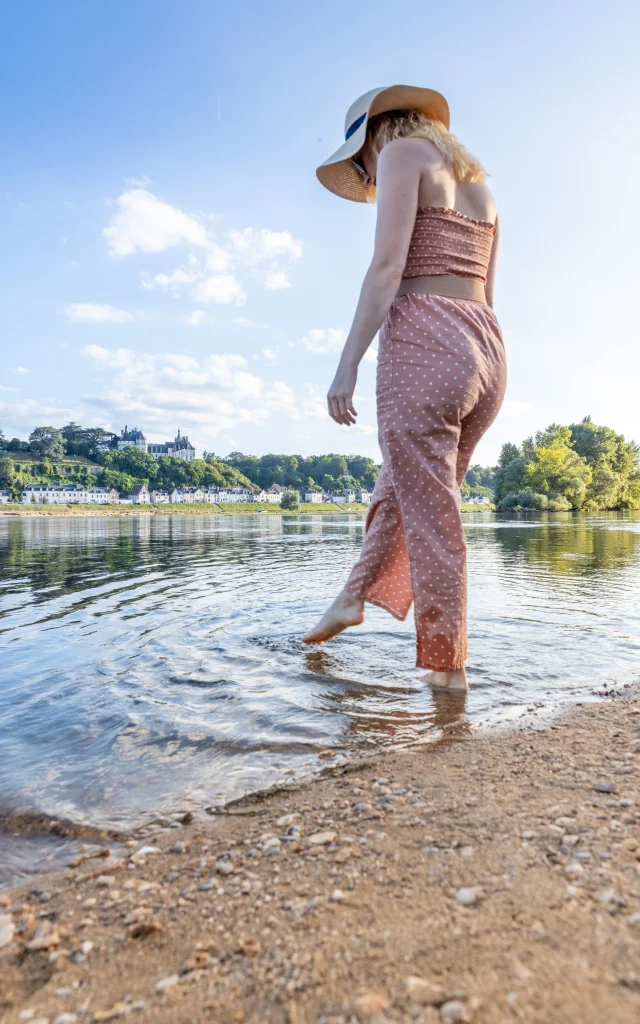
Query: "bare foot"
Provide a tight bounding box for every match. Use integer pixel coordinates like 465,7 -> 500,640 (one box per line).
426,668 -> 468,691
302,590 -> 365,645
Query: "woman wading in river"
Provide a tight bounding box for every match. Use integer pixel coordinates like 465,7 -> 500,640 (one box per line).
302,86 -> 506,691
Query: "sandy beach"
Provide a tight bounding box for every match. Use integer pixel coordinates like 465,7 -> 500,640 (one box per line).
1,695 -> 640,1023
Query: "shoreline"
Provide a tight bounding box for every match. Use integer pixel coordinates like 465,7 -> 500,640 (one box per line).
2,696 -> 639,1022
0,502 -> 493,518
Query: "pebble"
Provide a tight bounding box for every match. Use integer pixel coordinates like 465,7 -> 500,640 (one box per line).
330,889 -> 347,902
132,846 -> 162,861
562,835 -> 579,847
215,860 -> 234,875
628,912 -> 640,926
262,838 -> 282,855
554,817 -> 576,828
307,831 -> 337,846
405,976 -> 446,1005
564,863 -> 584,876
459,846 -> 475,858
276,814 -> 299,827
353,991 -> 389,1016
439,1000 -> 468,1023
95,875 -> 114,887
0,913 -> 15,948
19,1013 -> 35,1022
594,782 -> 617,794
456,887 -> 480,906
155,974 -> 179,992
27,921 -> 60,951
52,1016 -> 77,1024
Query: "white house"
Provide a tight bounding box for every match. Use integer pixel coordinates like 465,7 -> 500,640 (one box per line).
355,488 -> 372,505
215,488 -> 255,503
327,489 -> 356,504
150,489 -> 170,504
21,484 -> 118,505
256,488 -> 284,504
304,490 -> 323,503
0,490 -> 11,504
129,483 -> 150,504
178,487 -> 205,503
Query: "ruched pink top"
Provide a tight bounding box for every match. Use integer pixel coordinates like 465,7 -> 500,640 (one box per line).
403,206 -> 496,283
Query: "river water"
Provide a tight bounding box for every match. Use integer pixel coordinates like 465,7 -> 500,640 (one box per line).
1,511 -> 639,873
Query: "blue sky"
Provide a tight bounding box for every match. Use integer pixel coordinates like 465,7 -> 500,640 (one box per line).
2,0 -> 638,464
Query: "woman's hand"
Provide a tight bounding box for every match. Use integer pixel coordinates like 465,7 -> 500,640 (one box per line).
327,363 -> 358,425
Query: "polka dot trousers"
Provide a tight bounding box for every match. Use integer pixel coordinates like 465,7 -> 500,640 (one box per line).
345,294 -> 507,671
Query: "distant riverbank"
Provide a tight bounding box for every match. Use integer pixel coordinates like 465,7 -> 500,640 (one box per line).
0,501 -> 495,517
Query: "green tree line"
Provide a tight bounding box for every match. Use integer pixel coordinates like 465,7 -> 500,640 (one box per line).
2,416 -> 638,510
493,417 -> 640,511
214,452 -> 380,493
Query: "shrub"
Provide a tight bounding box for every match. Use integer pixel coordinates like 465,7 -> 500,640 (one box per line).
280,490 -> 299,511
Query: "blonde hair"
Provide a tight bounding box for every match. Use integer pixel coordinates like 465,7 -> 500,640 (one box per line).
364,110 -> 486,200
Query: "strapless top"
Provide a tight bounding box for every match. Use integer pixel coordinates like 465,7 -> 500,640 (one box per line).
403,206 -> 496,283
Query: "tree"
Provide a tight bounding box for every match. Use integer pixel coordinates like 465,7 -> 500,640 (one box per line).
0,453 -> 14,487
280,490 -> 299,510
7,437 -> 29,452
29,426 -> 65,460
62,423 -> 118,460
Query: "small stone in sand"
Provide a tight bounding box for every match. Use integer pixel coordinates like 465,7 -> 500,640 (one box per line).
27,921 -> 60,951
405,976 -> 446,1005
308,831 -> 337,846
0,914 -> 15,948
354,991 -> 389,1016
155,974 -> 179,992
594,782 -> 617,794
456,887 -> 480,906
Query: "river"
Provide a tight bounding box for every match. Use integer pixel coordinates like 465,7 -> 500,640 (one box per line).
1,511 -> 639,878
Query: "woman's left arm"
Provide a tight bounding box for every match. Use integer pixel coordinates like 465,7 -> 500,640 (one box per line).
326,138 -> 423,425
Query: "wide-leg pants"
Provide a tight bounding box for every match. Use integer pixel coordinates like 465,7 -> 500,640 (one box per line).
345,293 -> 506,671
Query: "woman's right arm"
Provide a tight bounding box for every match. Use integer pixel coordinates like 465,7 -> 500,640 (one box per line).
485,214 -> 500,309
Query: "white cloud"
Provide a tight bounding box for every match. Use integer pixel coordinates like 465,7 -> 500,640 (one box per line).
301,328 -> 347,355
65,303 -> 134,324
184,310 -> 205,326
0,385 -> 20,392
104,189 -> 210,258
102,187 -> 302,308
192,274 -> 246,306
363,345 -> 377,363
0,397 -> 80,434
141,268 -> 198,292
262,348 -> 277,360
81,345 -> 296,439
265,270 -> 291,290
11,366 -> 32,375
227,228 -> 302,265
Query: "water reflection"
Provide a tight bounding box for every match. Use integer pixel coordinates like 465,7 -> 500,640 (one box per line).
0,511 -> 638,837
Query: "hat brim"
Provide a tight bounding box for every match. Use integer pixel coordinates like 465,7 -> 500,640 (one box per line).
316,85 -> 450,203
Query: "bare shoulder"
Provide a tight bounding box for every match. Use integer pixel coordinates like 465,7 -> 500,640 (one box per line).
377,136 -> 441,169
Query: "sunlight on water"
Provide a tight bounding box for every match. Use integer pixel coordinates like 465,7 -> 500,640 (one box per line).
1,511 -> 639,846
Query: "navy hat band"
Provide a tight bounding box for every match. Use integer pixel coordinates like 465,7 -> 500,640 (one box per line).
345,112 -> 367,141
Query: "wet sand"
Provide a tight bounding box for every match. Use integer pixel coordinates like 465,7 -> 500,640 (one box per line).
1,696 -> 639,1023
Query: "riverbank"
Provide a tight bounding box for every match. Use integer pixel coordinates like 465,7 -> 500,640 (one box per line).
1,501 -> 492,517
2,696 -> 639,1023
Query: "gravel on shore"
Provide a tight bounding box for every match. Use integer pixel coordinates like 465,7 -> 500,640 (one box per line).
2,697 -> 640,1023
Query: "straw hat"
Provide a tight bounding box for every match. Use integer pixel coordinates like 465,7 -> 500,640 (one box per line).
316,85 -> 450,203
